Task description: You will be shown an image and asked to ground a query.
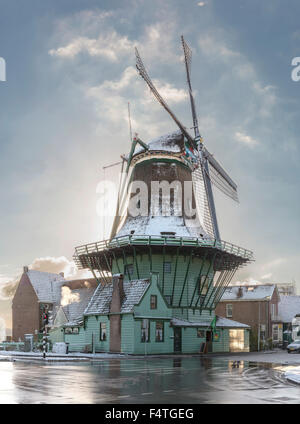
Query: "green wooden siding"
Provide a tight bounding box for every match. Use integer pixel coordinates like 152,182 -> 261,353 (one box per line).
85,315 -> 110,352
121,314 -> 135,354
133,318 -> 173,354
181,327 -> 206,353
111,253 -> 215,310
65,327 -> 86,352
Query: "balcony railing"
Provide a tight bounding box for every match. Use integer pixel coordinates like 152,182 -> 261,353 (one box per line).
74,234 -> 253,261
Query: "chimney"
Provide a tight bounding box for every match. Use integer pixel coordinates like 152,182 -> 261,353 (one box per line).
23,266 -> 29,273
110,274 -> 125,314
237,287 -> 243,298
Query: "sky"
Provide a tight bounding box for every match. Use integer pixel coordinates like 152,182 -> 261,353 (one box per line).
1,0 -> 300,331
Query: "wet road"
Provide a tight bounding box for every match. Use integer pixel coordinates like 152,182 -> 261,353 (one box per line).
0,357 -> 299,404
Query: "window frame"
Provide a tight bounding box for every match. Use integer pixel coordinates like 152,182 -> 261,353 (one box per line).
155,321 -> 164,342
197,329 -> 205,338
141,319 -> 150,343
226,303 -> 233,318
150,295 -> 157,310
100,322 -> 107,341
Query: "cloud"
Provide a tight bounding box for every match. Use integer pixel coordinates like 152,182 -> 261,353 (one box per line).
260,273 -> 273,280
30,256 -> 77,278
197,2 -> 206,6
0,256 -> 90,300
49,31 -> 136,62
235,131 -> 258,147
85,64 -> 188,134
198,35 -> 240,59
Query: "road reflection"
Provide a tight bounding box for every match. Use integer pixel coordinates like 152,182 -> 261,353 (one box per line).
0,357 -> 298,404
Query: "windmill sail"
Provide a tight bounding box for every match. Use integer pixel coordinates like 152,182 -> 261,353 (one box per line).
192,166 -> 215,238
135,48 -> 194,147
203,147 -> 239,202
181,35 -> 200,142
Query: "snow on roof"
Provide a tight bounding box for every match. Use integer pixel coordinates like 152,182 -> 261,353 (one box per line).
171,316 -> 250,329
84,279 -> 150,316
220,285 -> 276,301
27,270 -> 66,304
116,215 -> 211,239
133,130 -> 184,157
278,295 -> 300,323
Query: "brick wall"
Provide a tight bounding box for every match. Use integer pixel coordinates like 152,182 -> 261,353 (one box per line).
215,300 -> 272,338
12,273 -> 40,341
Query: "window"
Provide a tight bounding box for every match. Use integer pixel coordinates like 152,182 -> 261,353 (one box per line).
226,304 -> 233,318
141,319 -> 150,343
197,329 -> 205,338
64,327 -> 72,334
273,324 -> 279,342
163,262 -> 172,273
150,295 -> 157,310
155,321 -> 164,342
271,303 -> 277,319
124,264 -> 134,276
164,295 -> 172,305
72,327 -> 79,334
100,322 -> 107,341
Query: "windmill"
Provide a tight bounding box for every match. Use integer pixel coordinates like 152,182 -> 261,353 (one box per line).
74,37 -> 253,314
134,35 -> 238,241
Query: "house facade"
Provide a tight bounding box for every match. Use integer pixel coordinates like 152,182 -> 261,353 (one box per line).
12,267 -> 65,341
59,273 -> 250,354
215,284 -> 280,350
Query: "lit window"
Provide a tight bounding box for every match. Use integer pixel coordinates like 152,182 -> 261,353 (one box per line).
226,304 -> 233,318
141,319 -> 150,343
155,322 -> 164,342
100,322 -> 107,341
150,295 -> 157,310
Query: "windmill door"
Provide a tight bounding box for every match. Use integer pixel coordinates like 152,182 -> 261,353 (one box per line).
174,327 -> 182,353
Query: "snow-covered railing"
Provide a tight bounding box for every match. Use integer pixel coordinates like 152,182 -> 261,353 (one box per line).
74,234 -> 253,261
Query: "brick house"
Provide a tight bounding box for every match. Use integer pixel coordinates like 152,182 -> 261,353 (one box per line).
12,267 -> 98,343
215,284 -> 280,350
12,267 -> 66,341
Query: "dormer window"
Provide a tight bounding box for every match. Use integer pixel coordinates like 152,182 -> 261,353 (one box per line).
150,295 -> 157,309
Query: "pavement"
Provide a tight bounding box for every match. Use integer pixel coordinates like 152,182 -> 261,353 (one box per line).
1,348 -> 300,384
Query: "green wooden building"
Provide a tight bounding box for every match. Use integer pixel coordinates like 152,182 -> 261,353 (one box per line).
69,130 -> 253,354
